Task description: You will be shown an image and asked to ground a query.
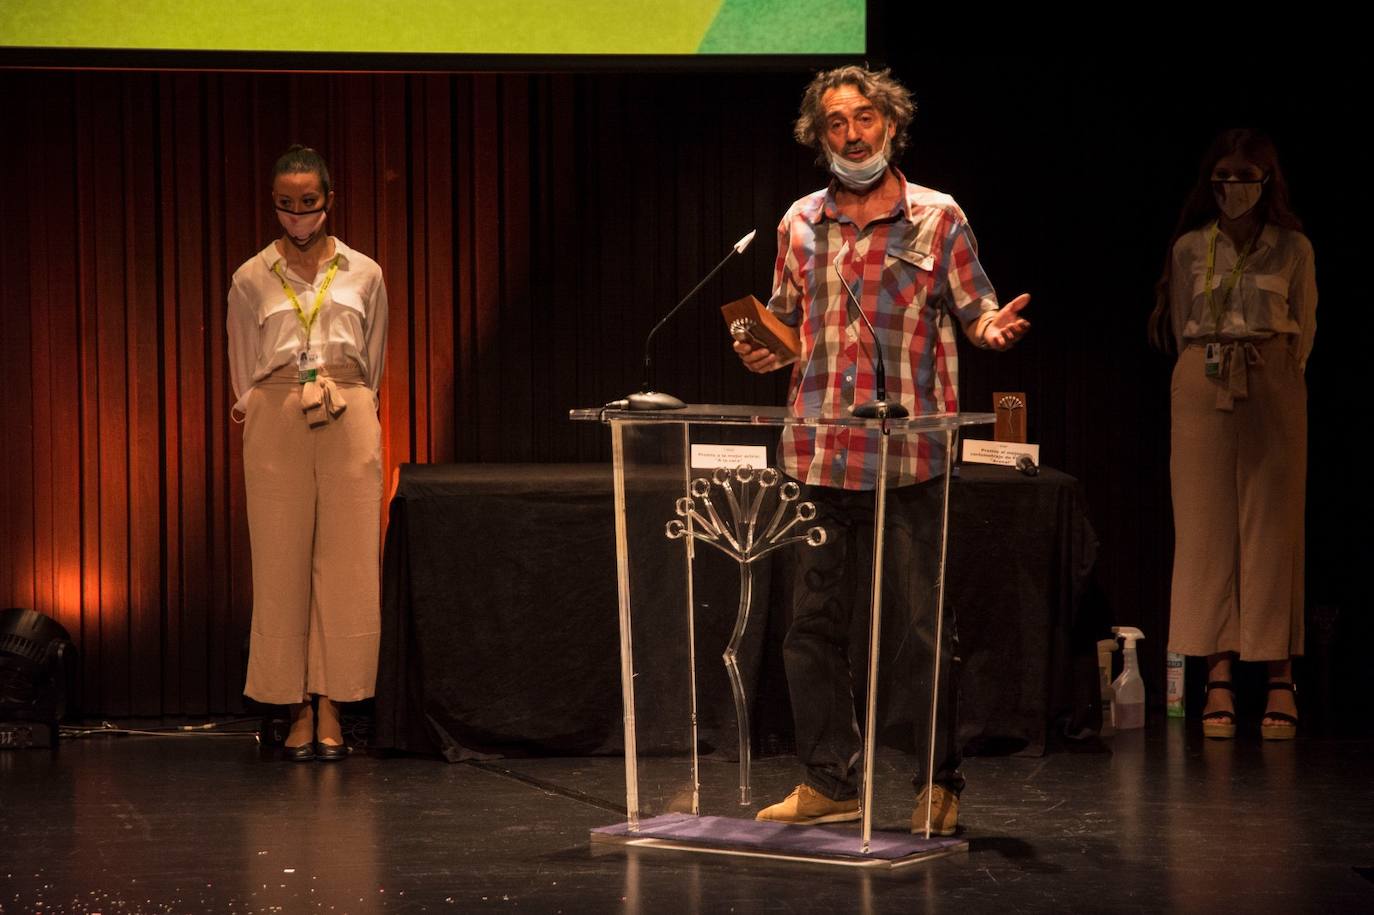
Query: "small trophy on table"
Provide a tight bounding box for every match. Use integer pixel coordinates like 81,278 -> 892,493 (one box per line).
961,391 -> 1039,473
994,392 -> 1027,443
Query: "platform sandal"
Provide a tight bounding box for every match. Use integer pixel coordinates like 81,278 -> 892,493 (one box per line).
1261,681 -> 1298,741
1202,681 -> 1236,739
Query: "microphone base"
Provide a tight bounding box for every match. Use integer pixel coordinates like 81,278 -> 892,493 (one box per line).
851,399 -> 909,419
625,391 -> 688,411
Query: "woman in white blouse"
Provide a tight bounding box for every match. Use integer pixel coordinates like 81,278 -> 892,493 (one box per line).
228,146 -> 388,761
1150,129 -> 1315,741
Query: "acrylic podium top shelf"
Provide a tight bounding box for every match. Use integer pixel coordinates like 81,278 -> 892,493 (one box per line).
569,403 -> 995,431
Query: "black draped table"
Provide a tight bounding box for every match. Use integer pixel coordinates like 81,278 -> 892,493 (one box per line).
375,463 -> 1104,761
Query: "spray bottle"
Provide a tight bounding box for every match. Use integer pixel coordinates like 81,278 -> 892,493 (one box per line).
1111,626 -> 1146,730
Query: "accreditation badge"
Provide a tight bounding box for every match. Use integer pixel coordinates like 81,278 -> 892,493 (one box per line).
297,348 -> 323,384
1204,343 -> 1221,378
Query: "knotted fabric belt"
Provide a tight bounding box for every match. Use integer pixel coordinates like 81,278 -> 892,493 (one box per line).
264,364 -> 369,427
1214,341 -> 1262,412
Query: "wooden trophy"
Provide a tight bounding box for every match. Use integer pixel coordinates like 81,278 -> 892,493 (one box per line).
720,295 -> 800,366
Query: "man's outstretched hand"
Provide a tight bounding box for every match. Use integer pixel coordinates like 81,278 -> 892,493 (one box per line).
980,294 -> 1031,350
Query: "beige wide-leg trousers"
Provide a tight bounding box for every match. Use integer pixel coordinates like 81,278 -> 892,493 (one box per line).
1168,336 -> 1306,661
243,365 -> 382,704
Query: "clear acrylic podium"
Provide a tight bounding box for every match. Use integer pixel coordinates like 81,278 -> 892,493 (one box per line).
570,404 -> 993,868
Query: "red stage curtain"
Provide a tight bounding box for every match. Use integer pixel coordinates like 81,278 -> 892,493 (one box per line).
0,70 -> 794,715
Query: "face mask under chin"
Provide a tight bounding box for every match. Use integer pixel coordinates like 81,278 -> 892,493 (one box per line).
828,136 -> 890,191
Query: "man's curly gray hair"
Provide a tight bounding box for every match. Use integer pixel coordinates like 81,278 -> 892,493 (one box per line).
794,65 -> 916,165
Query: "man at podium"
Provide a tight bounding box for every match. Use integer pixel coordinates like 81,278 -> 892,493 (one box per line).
734,65 -> 1030,835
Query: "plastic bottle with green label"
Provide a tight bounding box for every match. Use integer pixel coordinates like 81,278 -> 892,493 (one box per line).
1097,638 -> 1118,737
1166,651 -> 1185,718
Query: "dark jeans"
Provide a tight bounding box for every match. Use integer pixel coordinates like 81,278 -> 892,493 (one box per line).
784,480 -> 964,801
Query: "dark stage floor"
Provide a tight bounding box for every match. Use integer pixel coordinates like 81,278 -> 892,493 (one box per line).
3,720 -> 1373,914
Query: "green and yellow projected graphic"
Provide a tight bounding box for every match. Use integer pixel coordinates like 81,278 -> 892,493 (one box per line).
0,0 -> 865,55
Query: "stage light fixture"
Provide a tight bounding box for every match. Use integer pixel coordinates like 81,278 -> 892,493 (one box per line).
0,608 -> 74,749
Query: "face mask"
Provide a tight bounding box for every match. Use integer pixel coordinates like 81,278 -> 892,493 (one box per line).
828,134 -> 890,191
1212,179 -> 1265,220
276,206 -> 328,247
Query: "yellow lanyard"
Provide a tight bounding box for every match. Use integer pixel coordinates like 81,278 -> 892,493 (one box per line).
271,254 -> 341,348
1203,223 -> 1257,333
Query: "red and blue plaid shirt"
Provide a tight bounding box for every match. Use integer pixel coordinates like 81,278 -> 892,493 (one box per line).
771,170 -> 999,489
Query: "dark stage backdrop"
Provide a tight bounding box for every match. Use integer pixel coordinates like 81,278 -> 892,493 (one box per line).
0,58 -> 1362,720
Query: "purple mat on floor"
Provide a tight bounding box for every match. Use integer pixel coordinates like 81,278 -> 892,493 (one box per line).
593,813 -> 963,861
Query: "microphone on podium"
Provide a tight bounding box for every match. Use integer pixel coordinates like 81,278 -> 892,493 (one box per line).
622,229 -> 757,411
832,244 -> 908,420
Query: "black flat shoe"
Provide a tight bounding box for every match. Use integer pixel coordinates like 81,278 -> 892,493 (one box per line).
284,743 -> 316,762
314,741 -> 349,761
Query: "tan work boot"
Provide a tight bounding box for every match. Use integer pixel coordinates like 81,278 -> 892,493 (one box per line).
911,784 -> 959,836
755,784 -> 860,825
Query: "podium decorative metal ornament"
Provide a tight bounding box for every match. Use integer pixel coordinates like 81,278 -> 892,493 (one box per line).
666,466 -> 826,803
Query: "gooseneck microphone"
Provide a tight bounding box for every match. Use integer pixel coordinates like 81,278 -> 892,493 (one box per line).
623,229 -> 757,411
833,245 -> 909,419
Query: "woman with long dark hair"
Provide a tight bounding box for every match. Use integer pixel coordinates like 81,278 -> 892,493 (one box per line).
228,145 -> 388,760
1150,129 -> 1316,740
